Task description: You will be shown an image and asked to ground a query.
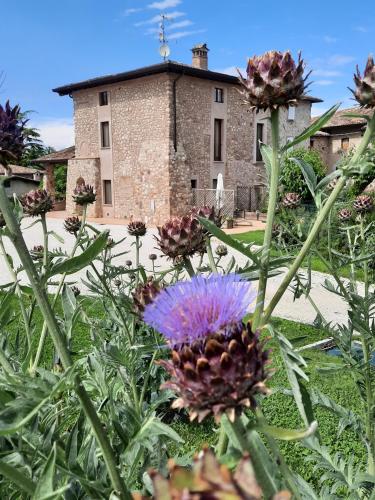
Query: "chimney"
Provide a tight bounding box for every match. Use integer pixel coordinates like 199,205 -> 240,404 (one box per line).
191,43 -> 209,70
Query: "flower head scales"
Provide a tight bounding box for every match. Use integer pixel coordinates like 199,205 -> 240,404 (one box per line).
143,274 -> 256,345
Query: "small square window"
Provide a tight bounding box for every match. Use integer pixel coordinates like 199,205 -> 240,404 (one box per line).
212,178 -> 218,189
99,91 -> 108,106
103,180 -> 112,205
215,88 -> 224,103
191,179 -> 197,189
341,137 -> 349,151
287,106 -> 295,121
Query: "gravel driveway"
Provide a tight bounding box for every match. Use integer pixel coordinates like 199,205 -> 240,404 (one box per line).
0,216 -> 357,327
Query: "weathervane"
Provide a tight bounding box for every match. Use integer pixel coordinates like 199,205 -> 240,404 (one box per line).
158,14 -> 170,61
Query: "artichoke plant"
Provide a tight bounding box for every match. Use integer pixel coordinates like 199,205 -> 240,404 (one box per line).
350,55 -> 375,108
128,220 -> 147,237
282,192 -> 302,209
156,215 -> 206,260
238,50 -> 309,111
0,101 -> 27,170
353,194 -> 373,213
21,189 -> 54,217
337,208 -> 353,222
72,184 -> 96,205
64,216 -> 81,235
132,278 -> 161,316
134,448 -> 290,500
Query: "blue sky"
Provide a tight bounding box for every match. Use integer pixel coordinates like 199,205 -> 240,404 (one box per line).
1,0 -> 374,148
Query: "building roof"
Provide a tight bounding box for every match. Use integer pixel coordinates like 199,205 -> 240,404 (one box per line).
313,106 -> 372,130
31,146 -> 75,164
53,60 -> 322,103
0,164 -> 40,175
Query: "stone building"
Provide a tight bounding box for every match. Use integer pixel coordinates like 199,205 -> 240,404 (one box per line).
52,44 -> 321,223
310,107 -> 372,172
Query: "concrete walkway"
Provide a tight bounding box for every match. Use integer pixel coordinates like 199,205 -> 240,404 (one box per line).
0,217 -> 355,327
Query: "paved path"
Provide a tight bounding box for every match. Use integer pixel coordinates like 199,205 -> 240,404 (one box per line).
0,217 -> 358,327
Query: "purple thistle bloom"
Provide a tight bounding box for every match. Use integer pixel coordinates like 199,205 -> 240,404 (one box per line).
143,274 -> 256,345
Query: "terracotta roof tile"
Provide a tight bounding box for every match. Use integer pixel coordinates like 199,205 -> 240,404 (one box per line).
31,146 -> 75,164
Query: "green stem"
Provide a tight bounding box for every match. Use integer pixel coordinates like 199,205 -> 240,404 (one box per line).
0,460 -> 36,495
139,350 -> 157,410
0,343 -> 14,375
252,108 -> 280,330
183,256 -> 195,278
31,205 -> 88,373
206,238 -> 218,273
0,235 -> 32,351
40,214 -> 49,273
346,227 -> 357,294
227,417 -> 278,497
0,183 -> 131,500
263,111 -> 375,326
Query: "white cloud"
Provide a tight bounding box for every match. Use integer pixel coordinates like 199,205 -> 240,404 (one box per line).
168,29 -> 205,40
32,119 -> 74,150
314,79 -> 335,86
169,19 -> 192,29
328,54 -> 355,66
134,11 -> 185,26
148,0 -> 182,9
323,35 -> 337,43
313,69 -> 341,77
123,7 -> 143,16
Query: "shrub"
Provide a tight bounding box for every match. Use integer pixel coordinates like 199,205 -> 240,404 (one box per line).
280,147 -> 326,201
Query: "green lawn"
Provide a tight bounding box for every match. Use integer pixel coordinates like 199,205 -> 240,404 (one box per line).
234,229 -> 362,279
4,294 -> 364,490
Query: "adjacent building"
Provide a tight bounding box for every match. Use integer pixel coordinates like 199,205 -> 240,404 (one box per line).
51,44 -> 321,223
311,107 -> 372,172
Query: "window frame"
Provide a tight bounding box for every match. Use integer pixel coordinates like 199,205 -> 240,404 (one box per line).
214,118 -> 223,162
100,121 -> 110,148
255,123 -> 264,162
99,91 -> 109,106
215,87 -> 224,103
103,179 -> 112,205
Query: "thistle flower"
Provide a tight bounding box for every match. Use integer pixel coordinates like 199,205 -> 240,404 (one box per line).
156,215 -> 205,260
64,216 -> 81,235
238,50 -> 310,112
148,253 -> 157,261
136,448 -> 291,500
127,220 -> 147,237
143,275 -> 267,422
337,208 -> 353,222
125,260 -> 132,267
21,189 -> 53,217
215,244 -> 228,257
71,286 -> 81,297
72,184 -> 96,206
350,55 -> 375,108
133,278 -> 161,316
282,192 -> 302,209
353,194 -> 373,213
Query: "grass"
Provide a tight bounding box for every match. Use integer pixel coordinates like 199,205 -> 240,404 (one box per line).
234,229 -> 363,280
3,294 -> 365,491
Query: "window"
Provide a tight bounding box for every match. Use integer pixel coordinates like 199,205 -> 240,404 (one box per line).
214,119 -> 223,161
310,139 -> 315,148
99,91 -> 108,106
215,88 -> 224,103
191,179 -> 197,189
255,123 -> 264,162
287,106 -> 295,121
341,137 -> 349,151
100,122 -> 110,148
103,180 -> 112,205
212,178 -> 218,189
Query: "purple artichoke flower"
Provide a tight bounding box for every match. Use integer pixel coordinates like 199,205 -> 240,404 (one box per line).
143,274 -> 256,345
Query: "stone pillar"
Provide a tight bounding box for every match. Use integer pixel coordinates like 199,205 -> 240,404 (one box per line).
44,163 -> 55,196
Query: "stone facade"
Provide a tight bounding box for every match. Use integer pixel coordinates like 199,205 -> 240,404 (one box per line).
64,55 -> 315,223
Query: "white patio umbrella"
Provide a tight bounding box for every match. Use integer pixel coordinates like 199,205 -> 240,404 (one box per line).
216,173 -> 224,210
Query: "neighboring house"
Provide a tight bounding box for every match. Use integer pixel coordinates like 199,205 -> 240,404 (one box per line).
51,44 -> 321,223
310,107 -> 372,172
0,165 -> 42,198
